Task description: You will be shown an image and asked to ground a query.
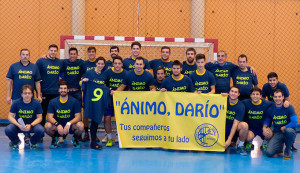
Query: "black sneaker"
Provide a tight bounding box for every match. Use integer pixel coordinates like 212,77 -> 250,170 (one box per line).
24,133 -> 31,145
50,137 -> 58,149
80,132 -> 90,142
72,136 -> 80,148
292,144 -> 298,152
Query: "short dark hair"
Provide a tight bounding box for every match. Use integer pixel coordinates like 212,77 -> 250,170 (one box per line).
96,56 -> 106,63
186,48 -> 196,55
250,86 -> 262,95
196,54 -> 206,61
69,47 -> 78,54
274,89 -> 284,96
113,56 -> 123,63
87,47 -> 96,52
21,85 -> 33,94
110,46 -> 119,52
20,49 -> 30,56
230,85 -> 240,93
267,72 -> 278,79
59,81 -> 69,88
156,66 -> 166,74
131,42 -> 141,49
238,54 -> 248,62
161,46 -> 171,53
172,60 -> 182,68
49,44 -> 58,50
217,50 -> 227,57
135,56 -> 145,64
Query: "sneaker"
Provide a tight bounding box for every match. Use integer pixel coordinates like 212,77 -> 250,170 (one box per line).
24,134 -> 31,145
72,136 -> 80,148
291,145 -> 298,152
58,136 -> 64,143
237,146 -> 247,156
261,144 -> 267,152
245,143 -> 253,152
114,134 -> 119,143
9,141 -> 13,146
230,141 -> 236,147
50,137 -> 58,149
278,151 -> 284,156
12,144 -> 19,151
29,141 -> 37,150
96,137 -> 100,142
284,154 -> 291,159
102,134 -> 108,143
80,132 -> 90,142
106,139 -> 114,147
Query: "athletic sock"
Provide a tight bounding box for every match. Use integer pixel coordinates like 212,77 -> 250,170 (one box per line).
107,133 -> 112,140
238,141 -> 245,147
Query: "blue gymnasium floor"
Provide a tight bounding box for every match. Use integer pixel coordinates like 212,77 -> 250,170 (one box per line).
0,127 -> 299,173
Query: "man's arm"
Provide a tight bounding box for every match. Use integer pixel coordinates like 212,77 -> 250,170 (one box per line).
69,113 -> 81,125
225,119 -> 239,149
116,84 -> 127,91
6,79 -> 13,104
208,85 -> 216,94
8,112 -> 25,130
47,113 -> 57,124
35,81 -> 42,102
30,114 -> 42,127
150,85 -> 156,91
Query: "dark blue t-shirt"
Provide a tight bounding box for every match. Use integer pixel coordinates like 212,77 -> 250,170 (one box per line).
161,75 -> 195,92
83,69 -> 107,86
149,59 -> 173,78
6,62 -> 41,100
106,68 -> 128,90
154,80 -> 163,91
10,98 -> 43,125
47,96 -> 81,126
104,59 -> 113,71
266,105 -> 297,132
181,61 -> 197,77
189,70 -> 216,93
226,99 -> 245,126
232,68 -> 258,99
123,70 -> 154,91
82,59 -> 96,74
242,99 -> 273,130
205,62 -> 238,94
123,57 -> 151,71
262,81 -> 289,102
61,59 -> 84,89
36,58 -> 63,94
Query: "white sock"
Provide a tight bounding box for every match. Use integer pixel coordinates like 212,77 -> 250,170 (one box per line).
107,133 -> 112,140
238,141 -> 245,147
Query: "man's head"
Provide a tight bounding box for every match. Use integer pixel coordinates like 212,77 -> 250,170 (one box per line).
186,48 -> 196,64
95,57 -> 106,71
273,89 -> 284,106
229,86 -> 240,100
238,54 -> 248,70
195,54 -> 206,70
217,50 -> 227,65
21,85 -> 33,102
250,87 -> 262,103
267,72 -> 279,89
172,60 -> 182,76
59,81 -> 69,97
87,47 -> 96,60
131,42 -> 141,58
69,47 -> 78,62
134,57 -> 145,73
20,49 -> 30,64
110,46 -> 119,58
48,44 -> 58,58
161,46 -> 171,61
156,66 -> 166,82
113,56 -> 123,71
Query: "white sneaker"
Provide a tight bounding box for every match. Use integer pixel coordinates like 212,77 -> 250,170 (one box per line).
102,134 -> 108,143
114,134 -> 118,143
58,137 -> 64,143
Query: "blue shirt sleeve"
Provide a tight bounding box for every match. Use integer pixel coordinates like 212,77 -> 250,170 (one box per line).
74,100 -> 81,114
9,102 -> 18,113
262,83 -> 268,98
282,83 -> 290,98
6,65 -> 14,79
34,65 -> 42,82
144,59 -> 151,70
209,72 -> 216,86
47,100 -> 55,114
36,101 -> 43,114
235,103 -> 245,121
285,115 -> 298,128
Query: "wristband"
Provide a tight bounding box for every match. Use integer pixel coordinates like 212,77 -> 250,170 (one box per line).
67,122 -> 72,126
54,122 -> 59,127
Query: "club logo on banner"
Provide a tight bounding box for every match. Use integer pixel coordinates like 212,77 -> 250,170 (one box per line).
113,91 -> 227,151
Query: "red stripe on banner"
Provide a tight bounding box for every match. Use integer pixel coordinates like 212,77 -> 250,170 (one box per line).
125,37 -> 135,41
85,36 -> 95,40
165,38 -> 175,42
105,36 -> 114,40
60,35 -> 74,49
145,37 -> 155,41
205,39 -> 219,52
185,38 -> 195,42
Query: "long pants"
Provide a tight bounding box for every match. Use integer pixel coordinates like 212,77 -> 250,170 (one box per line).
41,94 -> 59,126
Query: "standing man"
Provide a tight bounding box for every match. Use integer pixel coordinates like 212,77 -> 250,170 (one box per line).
150,46 -> 173,78
6,49 -> 42,104
161,60 -> 195,92
232,54 -> 258,100
36,44 -> 63,127
5,85 -> 44,150
123,42 -> 151,71
44,81 -> 83,149
154,67 -> 166,91
181,48 -> 197,77
189,54 -> 216,94
104,46 -> 119,71
117,57 -> 155,91
264,89 -> 298,159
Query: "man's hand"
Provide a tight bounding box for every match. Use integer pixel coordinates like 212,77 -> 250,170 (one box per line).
160,88 -> 167,92
24,124 -> 32,132
283,100 -> 289,108
221,93 -> 229,97
6,96 -> 12,104
224,139 -> 231,149
57,125 -> 64,136
281,126 -> 286,133
82,78 -> 89,82
63,123 -> 71,135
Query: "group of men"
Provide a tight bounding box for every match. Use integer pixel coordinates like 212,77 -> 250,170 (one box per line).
5,42 -> 298,159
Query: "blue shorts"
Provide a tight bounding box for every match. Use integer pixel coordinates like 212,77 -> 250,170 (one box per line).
225,124 -> 238,140
104,104 -> 114,117
61,123 -> 74,134
249,128 -> 264,139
